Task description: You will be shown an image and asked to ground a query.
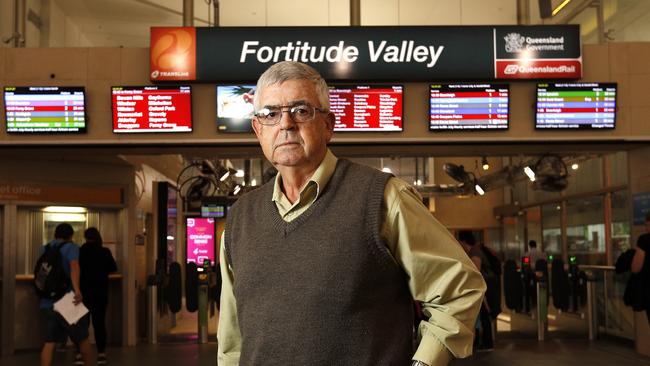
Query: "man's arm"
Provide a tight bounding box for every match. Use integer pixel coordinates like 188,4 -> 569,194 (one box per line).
70,259 -> 83,305
217,234 -> 242,366
382,178 -> 486,366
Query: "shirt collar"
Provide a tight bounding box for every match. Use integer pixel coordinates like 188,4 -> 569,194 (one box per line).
271,149 -> 338,205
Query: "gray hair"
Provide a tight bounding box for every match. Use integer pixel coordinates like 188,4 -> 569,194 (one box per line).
254,61 -> 330,111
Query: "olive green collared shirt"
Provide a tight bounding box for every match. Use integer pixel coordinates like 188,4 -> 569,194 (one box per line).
218,149 -> 485,366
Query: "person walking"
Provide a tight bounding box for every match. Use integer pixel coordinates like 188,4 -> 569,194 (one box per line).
77,227 -> 117,365
39,223 -> 93,366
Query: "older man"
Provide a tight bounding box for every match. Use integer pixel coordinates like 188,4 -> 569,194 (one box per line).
217,61 -> 485,366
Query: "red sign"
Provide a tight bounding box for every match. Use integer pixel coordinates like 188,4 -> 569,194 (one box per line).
112,86 -> 192,133
329,85 -> 403,132
150,27 -> 196,81
495,60 -> 582,79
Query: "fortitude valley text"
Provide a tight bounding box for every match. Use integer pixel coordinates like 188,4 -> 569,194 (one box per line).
240,41 -> 445,68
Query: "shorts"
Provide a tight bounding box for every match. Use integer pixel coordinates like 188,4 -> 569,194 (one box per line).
41,308 -> 90,344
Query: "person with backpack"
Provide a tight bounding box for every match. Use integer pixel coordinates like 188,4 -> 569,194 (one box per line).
37,223 -> 93,366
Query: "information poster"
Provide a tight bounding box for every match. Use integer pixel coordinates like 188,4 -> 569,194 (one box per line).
429,84 -> 509,130
112,86 -> 192,133
536,83 -> 616,129
329,85 -> 403,131
186,217 -> 215,266
4,86 -> 86,133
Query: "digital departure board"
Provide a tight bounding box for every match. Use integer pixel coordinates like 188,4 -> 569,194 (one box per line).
112,85 -> 192,133
536,83 -> 617,129
429,84 -> 509,131
216,85 -> 255,133
4,86 -> 86,133
329,85 -> 403,132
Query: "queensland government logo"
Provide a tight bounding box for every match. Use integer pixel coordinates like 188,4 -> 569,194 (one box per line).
504,33 -> 525,53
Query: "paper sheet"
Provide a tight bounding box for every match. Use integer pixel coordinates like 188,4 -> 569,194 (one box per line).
53,292 -> 89,325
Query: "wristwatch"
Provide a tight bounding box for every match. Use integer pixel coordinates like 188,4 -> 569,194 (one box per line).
411,361 -> 430,366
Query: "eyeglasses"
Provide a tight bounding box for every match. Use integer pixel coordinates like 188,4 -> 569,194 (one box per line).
254,103 -> 328,126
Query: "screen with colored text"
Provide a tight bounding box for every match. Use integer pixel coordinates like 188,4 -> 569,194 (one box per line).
112,85 -> 192,133
4,86 -> 86,133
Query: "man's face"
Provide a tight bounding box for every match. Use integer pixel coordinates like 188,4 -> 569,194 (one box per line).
252,79 -> 334,171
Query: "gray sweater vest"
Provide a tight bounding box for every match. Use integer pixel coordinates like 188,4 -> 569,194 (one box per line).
225,159 -> 414,365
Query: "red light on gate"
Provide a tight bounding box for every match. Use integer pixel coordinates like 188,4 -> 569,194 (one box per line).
523,256 -> 530,264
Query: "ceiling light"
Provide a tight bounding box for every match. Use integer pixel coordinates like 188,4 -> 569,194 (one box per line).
524,166 -> 536,182
552,0 -> 572,16
43,206 -> 87,213
481,156 -> 490,171
381,167 -> 392,173
233,185 -> 241,195
44,213 -> 86,222
571,163 -> 579,170
475,184 -> 485,195
219,170 -> 231,181
251,179 -> 257,186
235,169 -> 245,177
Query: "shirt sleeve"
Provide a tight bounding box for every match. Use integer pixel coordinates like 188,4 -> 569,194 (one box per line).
217,233 -> 242,366
380,178 -> 486,366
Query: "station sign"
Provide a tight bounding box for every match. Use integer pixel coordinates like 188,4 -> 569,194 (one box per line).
150,25 -> 581,82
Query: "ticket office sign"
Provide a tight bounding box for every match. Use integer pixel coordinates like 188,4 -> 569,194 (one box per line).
112,86 -> 192,133
150,25 -> 581,82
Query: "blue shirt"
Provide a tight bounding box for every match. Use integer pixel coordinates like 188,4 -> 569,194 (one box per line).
39,239 -> 79,309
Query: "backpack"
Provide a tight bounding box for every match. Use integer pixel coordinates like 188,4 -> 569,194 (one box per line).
33,242 -> 70,300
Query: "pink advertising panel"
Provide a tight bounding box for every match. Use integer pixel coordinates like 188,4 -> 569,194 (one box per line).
186,217 -> 215,266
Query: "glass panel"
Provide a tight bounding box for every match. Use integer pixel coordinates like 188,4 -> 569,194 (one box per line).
541,203 -> 562,256
608,152 -> 628,186
564,157 -> 604,196
566,195 -> 606,265
526,206 -> 542,246
601,271 -> 635,340
513,180 -> 527,204
485,227 -> 503,257
503,216 -> 525,261
611,190 -> 631,262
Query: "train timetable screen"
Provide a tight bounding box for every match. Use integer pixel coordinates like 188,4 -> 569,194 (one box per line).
536,83 -> 617,129
4,86 -> 86,133
329,85 -> 403,132
429,84 -> 509,131
112,85 -> 192,133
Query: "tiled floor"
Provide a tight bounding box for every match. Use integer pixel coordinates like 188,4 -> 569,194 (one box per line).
2,337 -> 649,366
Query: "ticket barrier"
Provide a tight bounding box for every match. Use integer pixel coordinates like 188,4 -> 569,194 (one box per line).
184,259 -> 219,344
503,257 -> 549,340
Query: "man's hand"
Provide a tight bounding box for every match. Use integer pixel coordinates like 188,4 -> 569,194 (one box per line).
73,291 -> 83,305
